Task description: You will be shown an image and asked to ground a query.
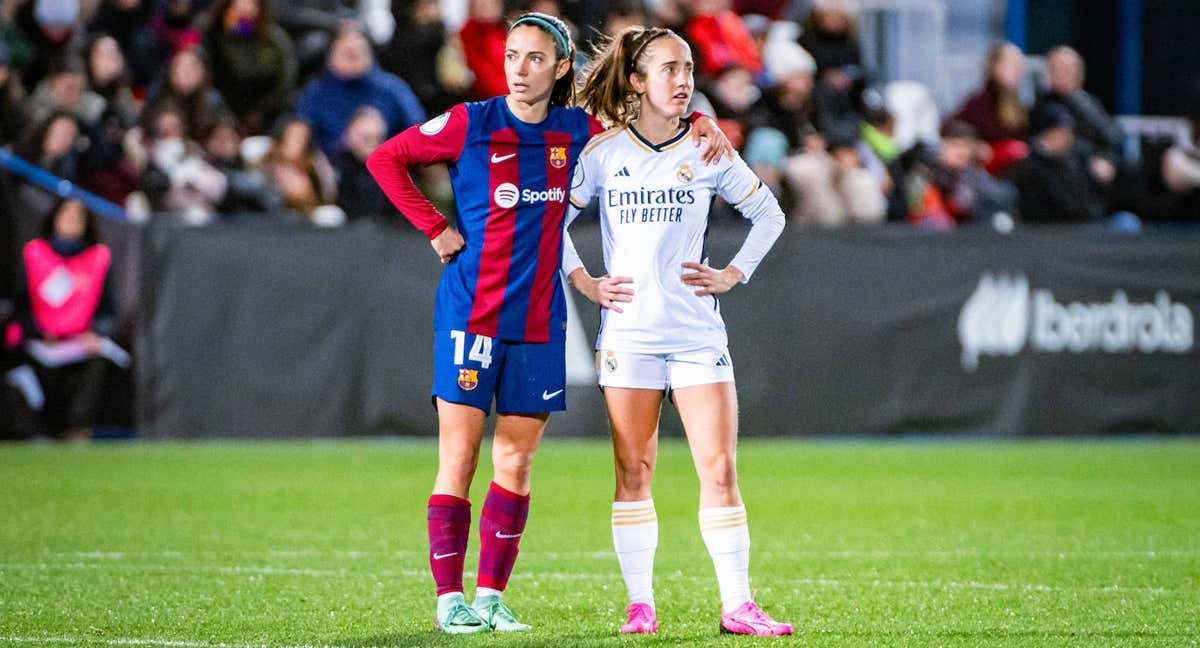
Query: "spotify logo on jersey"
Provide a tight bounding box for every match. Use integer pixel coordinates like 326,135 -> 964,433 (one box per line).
494,183 -> 519,209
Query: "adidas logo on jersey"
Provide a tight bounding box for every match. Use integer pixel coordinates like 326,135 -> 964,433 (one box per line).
614,166 -> 631,177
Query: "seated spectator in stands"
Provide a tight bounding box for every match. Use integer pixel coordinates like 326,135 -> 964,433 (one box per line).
202,115 -> 281,214
459,0 -> 507,100
1035,46 -> 1122,161
296,25 -> 425,159
704,64 -> 759,147
13,111 -> 89,230
948,41 -> 1028,174
266,115 -> 337,218
741,126 -> 790,210
747,39 -> 816,152
907,121 -> 1018,230
138,102 -> 228,223
379,0 -> 462,115
84,33 -> 138,129
799,0 -> 864,129
1008,105 -> 1103,223
687,0 -> 762,78
10,199 -> 116,441
0,42 -> 29,147
146,47 -> 230,142
857,91 -> 906,221
150,0 -> 203,56
333,106 -> 395,221
88,0 -> 157,90
27,56 -> 106,129
203,0 -> 296,133
785,125 -> 886,227
1159,116 -> 1200,221
14,0 -> 83,89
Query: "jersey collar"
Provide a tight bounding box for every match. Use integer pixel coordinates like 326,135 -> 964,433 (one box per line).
626,122 -> 692,153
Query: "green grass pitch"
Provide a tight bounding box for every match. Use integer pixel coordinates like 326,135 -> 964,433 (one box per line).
1,439 -> 1198,647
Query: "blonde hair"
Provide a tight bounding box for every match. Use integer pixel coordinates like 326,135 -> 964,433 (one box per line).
576,26 -> 683,127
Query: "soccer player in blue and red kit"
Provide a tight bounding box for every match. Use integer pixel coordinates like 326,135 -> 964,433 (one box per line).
366,12 -> 732,634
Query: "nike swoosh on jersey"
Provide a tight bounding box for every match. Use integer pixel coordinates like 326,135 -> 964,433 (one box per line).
491,153 -> 517,163
433,552 -> 459,560
495,531 -> 523,539
542,389 -> 564,400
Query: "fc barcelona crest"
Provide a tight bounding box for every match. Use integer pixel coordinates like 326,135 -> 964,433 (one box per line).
457,369 -> 479,391
676,163 -> 694,183
549,146 -> 568,169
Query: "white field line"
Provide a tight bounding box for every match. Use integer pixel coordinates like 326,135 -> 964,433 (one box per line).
0,561 -> 1182,596
45,548 -> 1200,560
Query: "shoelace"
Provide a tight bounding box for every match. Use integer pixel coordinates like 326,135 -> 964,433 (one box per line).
625,604 -> 652,623
490,600 -> 519,623
739,603 -> 775,628
447,605 -> 484,626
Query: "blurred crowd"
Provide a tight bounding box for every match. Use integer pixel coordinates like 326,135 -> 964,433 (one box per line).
3,0 -> 1200,439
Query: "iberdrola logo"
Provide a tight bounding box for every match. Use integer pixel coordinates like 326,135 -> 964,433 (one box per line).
957,273 -> 1195,372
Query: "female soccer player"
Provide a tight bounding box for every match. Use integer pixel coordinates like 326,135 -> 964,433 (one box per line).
563,27 -> 791,636
366,14 -> 731,634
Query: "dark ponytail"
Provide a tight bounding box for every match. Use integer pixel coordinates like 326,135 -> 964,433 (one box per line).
509,12 -> 576,108
577,26 -> 676,127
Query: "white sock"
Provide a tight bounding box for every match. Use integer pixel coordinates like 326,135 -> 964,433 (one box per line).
699,505 -> 752,612
612,499 -> 657,607
474,586 -> 502,601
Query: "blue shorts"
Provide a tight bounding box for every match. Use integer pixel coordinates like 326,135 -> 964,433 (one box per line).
432,329 -> 566,414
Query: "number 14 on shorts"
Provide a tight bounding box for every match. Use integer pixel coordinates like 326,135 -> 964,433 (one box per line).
450,330 -> 493,368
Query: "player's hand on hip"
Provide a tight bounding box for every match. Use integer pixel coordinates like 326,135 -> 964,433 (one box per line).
691,116 -> 735,166
681,262 -> 743,296
580,274 -> 634,313
431,227 -> 465,264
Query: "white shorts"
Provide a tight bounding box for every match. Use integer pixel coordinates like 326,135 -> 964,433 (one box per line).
596,347 -> 734,391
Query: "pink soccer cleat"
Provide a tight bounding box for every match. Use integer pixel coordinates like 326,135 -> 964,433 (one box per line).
620,602 -> 659,634
719,600 -> 794,636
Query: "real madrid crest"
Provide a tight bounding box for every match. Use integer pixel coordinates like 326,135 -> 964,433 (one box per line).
549,146 -> 568,169
676,163 -> 694,183
604,351 -> 618,373
457,368 -> 479,391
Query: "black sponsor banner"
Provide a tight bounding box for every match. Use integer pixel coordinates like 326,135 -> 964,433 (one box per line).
137,221 -> 1200,438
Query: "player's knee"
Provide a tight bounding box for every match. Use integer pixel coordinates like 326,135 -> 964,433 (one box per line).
493,445 -> 535,481
615,456 -> 654,492
699,453 -> 738,494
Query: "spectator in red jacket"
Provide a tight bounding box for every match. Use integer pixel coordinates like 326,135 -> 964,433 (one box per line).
947,41 -> 1028,175
459,0 -> 508,100
686,0 -> 762,78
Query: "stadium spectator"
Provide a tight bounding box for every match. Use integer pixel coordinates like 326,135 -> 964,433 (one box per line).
746,38 -> 816,152
379,0 -> 462,114
10,199 -> 116,441
799,0 -> 864,126
149,0 -> 203,56
332,106 -> 393,220
145,47 -> 230,141
907,121 -> 1017,229
1008,104 -> 1103,223
202,115 -> 281,214
266,115 -> 337,218
138,102 -> 228,222
949,41 -> 1031,178
13,112 -> 88,228
1035,46 -> 1122,160
0,42 -> 29,146
87,0 -> 157,89
14,0 -> 83,89
1158,118 -> 1200,221
83,33 -> 138,128
785,125 -> 886,226
295,25 -> 425,159
458,0 -> 507,100
27,55 -> 105,128
686,0 -> 762,78
202,0 -> 296,134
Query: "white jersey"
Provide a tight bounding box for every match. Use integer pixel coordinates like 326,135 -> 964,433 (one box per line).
563,122 -> 785,354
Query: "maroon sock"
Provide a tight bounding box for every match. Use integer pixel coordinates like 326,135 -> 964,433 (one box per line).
476,481 -> 530,591
428,494 -> 471,596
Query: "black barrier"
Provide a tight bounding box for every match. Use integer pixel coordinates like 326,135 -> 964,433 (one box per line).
137,221 -> 1200,438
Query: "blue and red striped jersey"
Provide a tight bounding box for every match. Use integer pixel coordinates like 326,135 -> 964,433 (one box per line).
367,96 -> 603,343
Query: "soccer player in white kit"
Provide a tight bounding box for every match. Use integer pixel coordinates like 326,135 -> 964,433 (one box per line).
562,26 -> 791,636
